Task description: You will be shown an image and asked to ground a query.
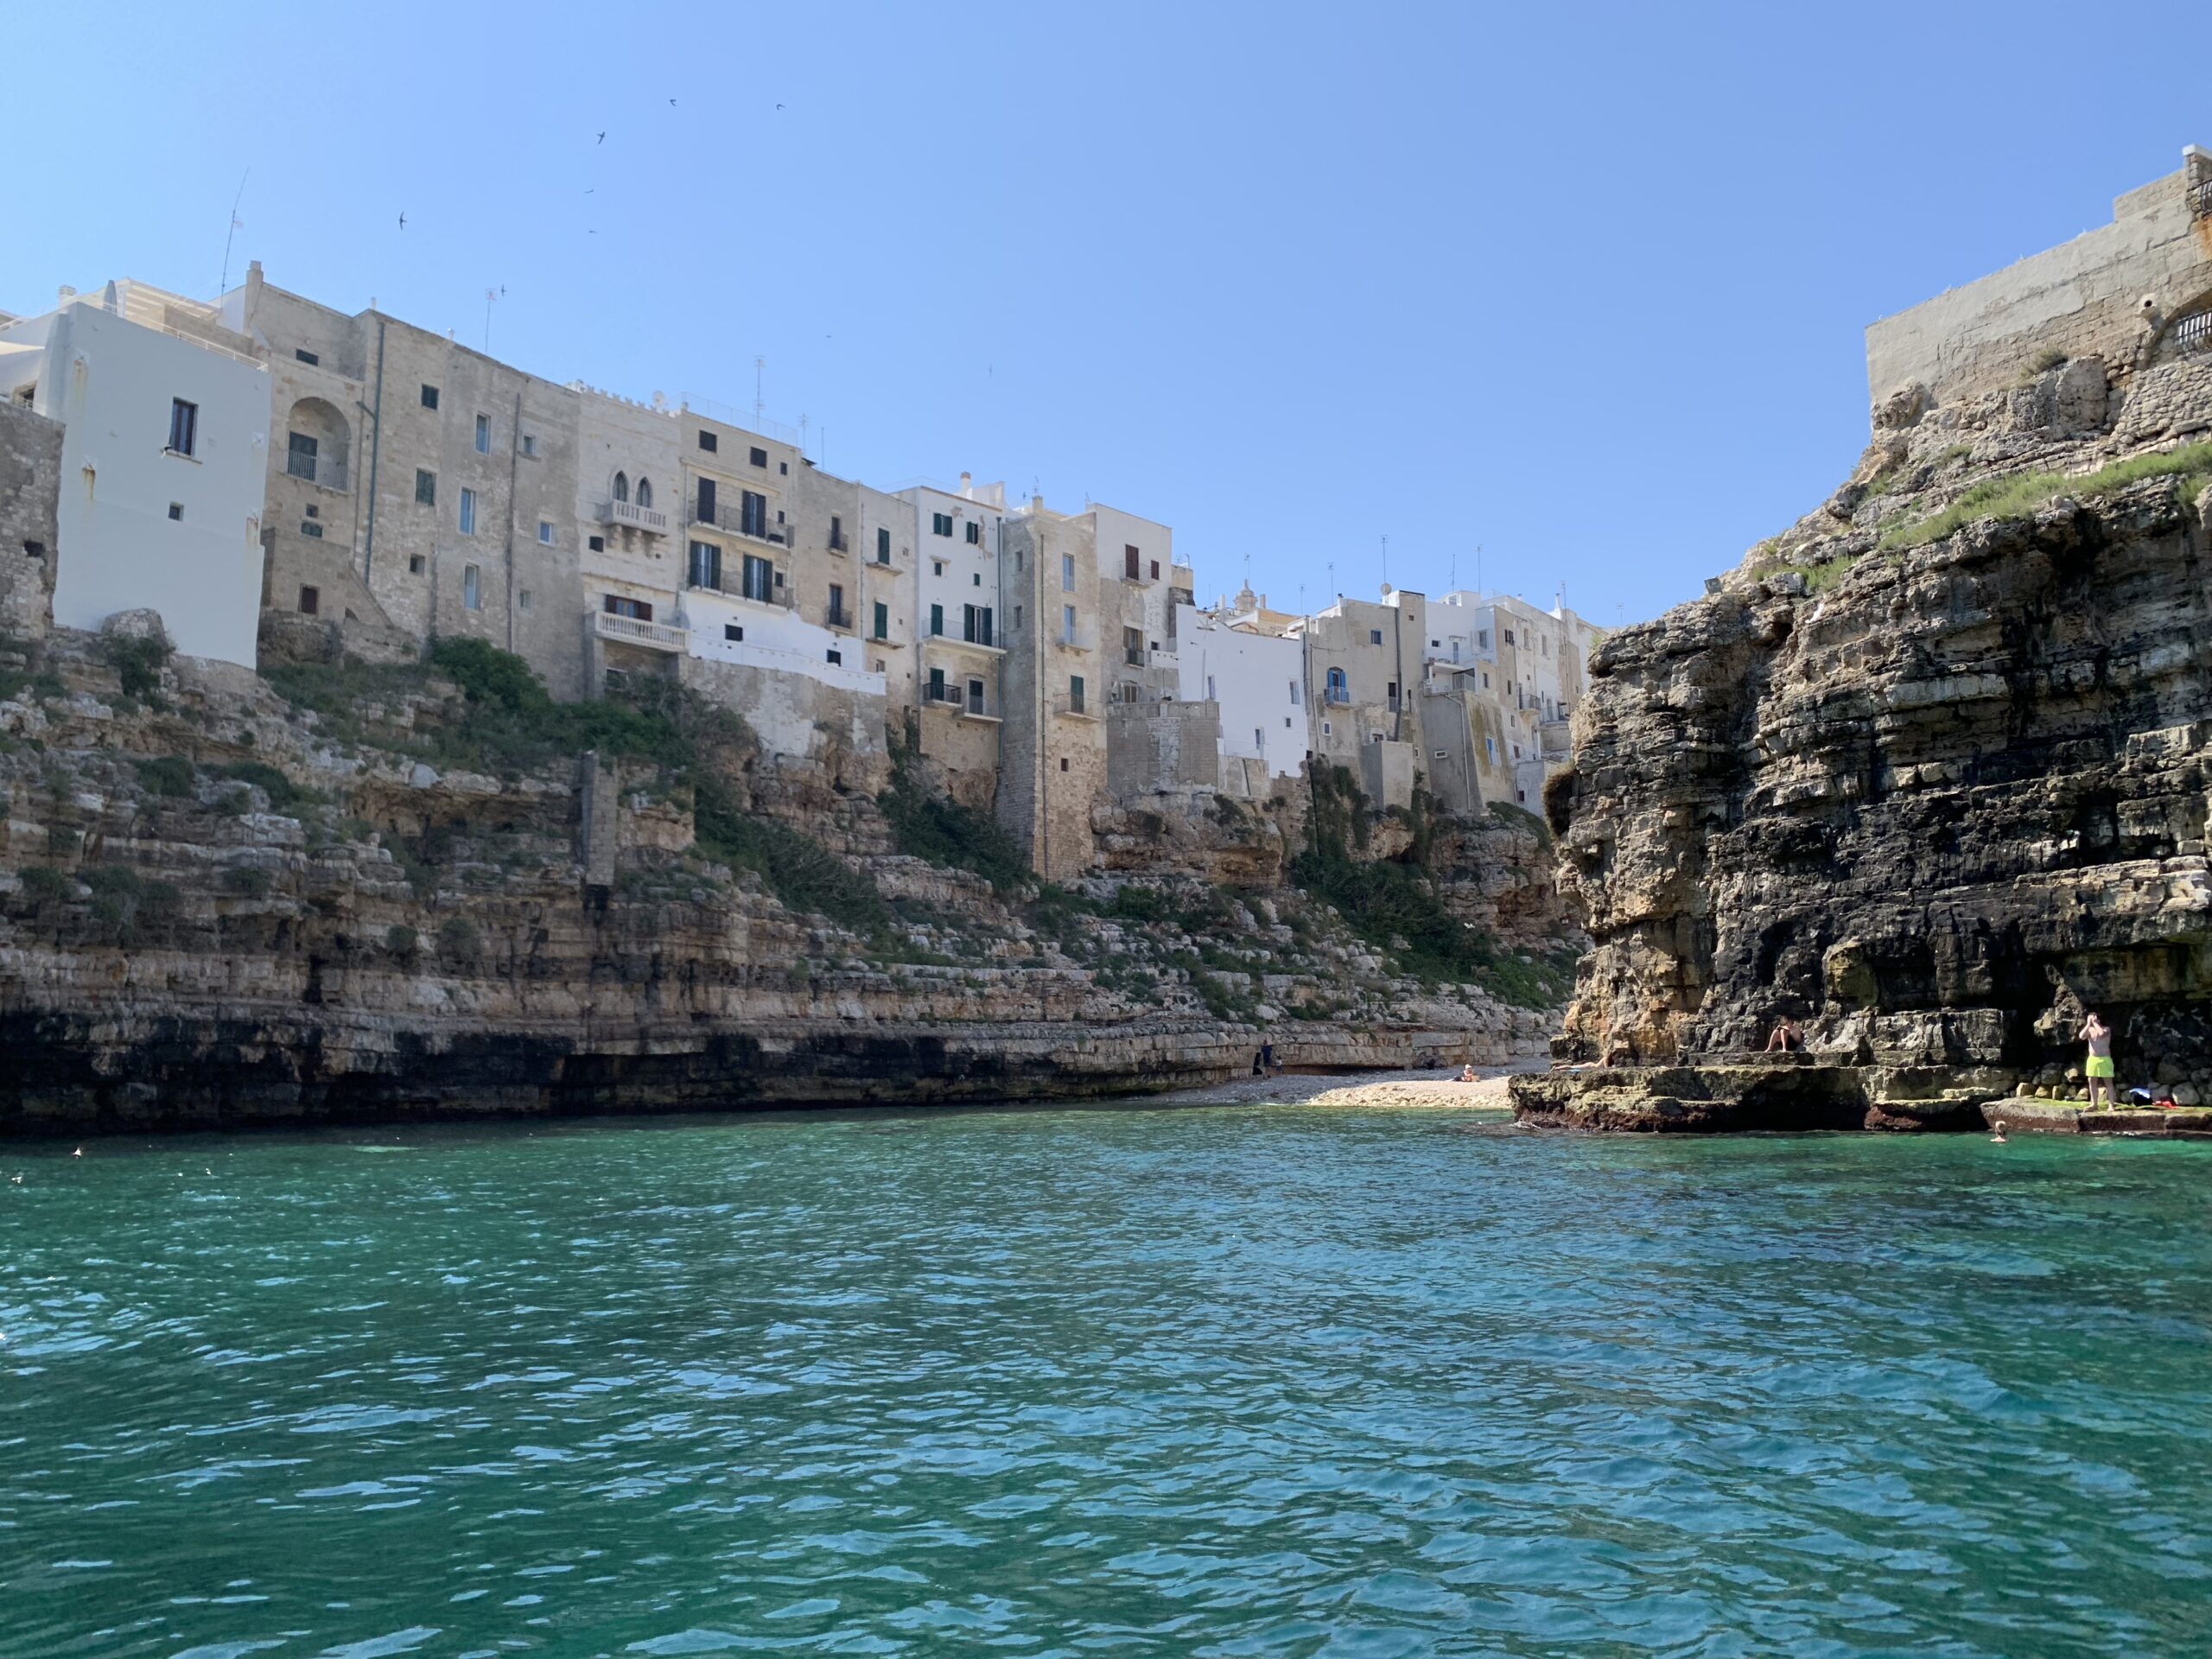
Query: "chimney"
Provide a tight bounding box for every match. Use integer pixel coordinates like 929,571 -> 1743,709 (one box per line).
1031,493 -> 1046,512
57,284 -> 77,303
960,470 -> 973,497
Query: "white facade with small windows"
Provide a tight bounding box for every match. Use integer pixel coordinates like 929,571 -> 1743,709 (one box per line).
1426,589 -> 1602,805
0,289 -> 269,666
678,585 -> 885,696
1174,603 -> 1306,778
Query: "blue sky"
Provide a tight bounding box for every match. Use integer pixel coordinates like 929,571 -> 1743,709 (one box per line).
8,2 -> 2205,628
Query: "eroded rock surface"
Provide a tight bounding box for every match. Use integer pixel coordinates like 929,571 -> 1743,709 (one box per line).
1532,355 -> 2212,1118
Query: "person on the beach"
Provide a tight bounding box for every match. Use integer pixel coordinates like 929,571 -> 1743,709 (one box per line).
2080,1013 -> 2115,1109
1261,1042 -> 1275,1073
1252,1050 -> 1264,1077
1764,1017 -> 1802,1053
1459,1065 -> 1479,1083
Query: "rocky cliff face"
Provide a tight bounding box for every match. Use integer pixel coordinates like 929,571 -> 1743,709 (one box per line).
0,628 -> 1564,1132
1542,353 -> 2212,1108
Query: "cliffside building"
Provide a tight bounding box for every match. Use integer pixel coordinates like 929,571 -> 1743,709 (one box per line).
0,282 -> 268,667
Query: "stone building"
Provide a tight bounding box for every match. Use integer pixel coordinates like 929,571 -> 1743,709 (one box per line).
1425,590 -> 1600,808
999,498 -> 1106,880
1867,143 -> 2212,410
0,396 -> 60,639
230,264 -> 590,692
1171,601 -> 1306,796
1292,588 -> 1429,810
1,281 -> 269,666
902,476 -> 1007,809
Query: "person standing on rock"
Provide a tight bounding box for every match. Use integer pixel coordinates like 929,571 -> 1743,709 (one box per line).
2080,1013 -> 2115,1110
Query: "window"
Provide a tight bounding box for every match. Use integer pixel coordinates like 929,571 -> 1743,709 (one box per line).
459,487 -> 477,536
537,520 -> 555,546
1326,667 -> 1347,702
1126,626 -> 1146,668
1387,680 -> 1399,709
741,553 -> 773,602
463,563 -> 481,610
931,512 -> 953,537
874,601 -> 888,639
299,585 -> 320,615
1289,679 -> 1300,706
1062,604 -> 1076,644
1207,675 -> 1217,700
827,648 -> 842,666
519,589 -> 533,612
725,623 -> 744,643
968,678 -> 984,715
830,515 -> 845,551
1485,737 -> 1497,762
636,477 -> 653,510
522,434 -> 538,458
697,477 -> 717,524
166,398 -> 198,456
409,554 -> 426,575
613,471 -> 629,503
1512,744 -> 1522,760
1482,671 -> 1490,689
972,572 -> 982,588
1323,722 -> 1333,736
1124,544 -> 1141,580
1069,675 -> 1086,714
167,502 -> 183,521
1151,560 -> 1160,580
829,583 -> 847,627
420,385 -> 439,410
779,461 -> 788,475
300,519 -> 323,538
698,430 -> 718,453
1478,628 -> 1491,649
1060,758 -> 1070,772
689,541 -> 722,590
749,446 -> 768,467
964,604 -> 993,646
588,535 -> 604,552
288,431 -> 319,481
741,491 -> 766,538
932,560 -> 944,578
474,413 -> 491,454
1060,554 -> 1074,592
603,594 -> 653,621
965,520 -> 981,545
930,603 -> 944,637
295,347 -> 319,365
876,526 -> 891,563
929,666 -> 948,702
415,468 -> 435,506
1369,628 -> 1382,645
1503,628 -> 1516,645
1014,605 -> 1022,628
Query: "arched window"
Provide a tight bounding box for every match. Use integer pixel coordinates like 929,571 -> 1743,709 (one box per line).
635,477 -> 653,510
613,471 -> 629,503
1325,667 -> 1347,702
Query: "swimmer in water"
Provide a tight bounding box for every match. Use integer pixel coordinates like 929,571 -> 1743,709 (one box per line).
1990,1121 -> 2009,1143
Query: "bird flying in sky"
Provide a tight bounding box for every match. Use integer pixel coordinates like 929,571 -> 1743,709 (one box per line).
596,130 -> 607,143
397,212 -> 406,230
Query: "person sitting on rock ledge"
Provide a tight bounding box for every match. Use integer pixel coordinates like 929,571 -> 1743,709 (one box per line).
1763,1016 -> 1803,1054
2080,1013 -> 2115,1110
1458,1064 -> 1479,1083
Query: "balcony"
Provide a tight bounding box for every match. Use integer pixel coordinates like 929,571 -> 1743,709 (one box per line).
923,683 -> 998,721
1050,692 -> 1097,721
923,629 -> 1006,658
600,499 -> 670,536
1052,627 -> 1096,654
284,452 -> 348,492
689,501 -> 788,547
594,611 -> 687,652
1323,688 -> 1354,706
690,575 -> 795,610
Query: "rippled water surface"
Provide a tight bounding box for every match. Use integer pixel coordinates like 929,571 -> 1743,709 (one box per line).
4,1105 -> 2210,1657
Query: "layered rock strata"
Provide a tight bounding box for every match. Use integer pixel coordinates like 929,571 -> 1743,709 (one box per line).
1517,351 -> 2212,1128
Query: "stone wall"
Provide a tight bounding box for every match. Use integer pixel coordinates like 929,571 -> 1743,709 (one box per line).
1107,698 -> 1220,796
0,398 -> 60,639
678,655 -> 890,796
1866,148 -> 2212,410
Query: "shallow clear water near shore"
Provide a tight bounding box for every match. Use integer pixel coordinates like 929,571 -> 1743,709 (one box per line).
3,1105 -> 2208,1656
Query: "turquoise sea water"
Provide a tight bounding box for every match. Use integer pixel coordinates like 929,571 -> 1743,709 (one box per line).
3,1104 -> 2209,1657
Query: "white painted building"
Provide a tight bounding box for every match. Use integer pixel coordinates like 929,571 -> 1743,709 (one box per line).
678,584 -> 884,696
901,475 -> 1007,716
1175,603 -> 1306,778
0,283 -> 269,666
1426,589 -> 1602,804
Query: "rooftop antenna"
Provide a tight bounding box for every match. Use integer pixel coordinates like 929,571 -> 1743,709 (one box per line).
483,285 -> 504,353
219,168 -> 250,294
1381,534 -> 1389,588
799,411 -> 809,456
753,356 -> 765,428
1477,543 -> 1484,602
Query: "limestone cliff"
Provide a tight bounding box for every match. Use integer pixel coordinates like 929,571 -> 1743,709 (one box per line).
0,628 -> 1564,1131
1541,352 -> 2212,1111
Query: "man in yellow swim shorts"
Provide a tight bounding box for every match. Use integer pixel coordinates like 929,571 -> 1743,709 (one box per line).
2080,1011 -> 2114,1110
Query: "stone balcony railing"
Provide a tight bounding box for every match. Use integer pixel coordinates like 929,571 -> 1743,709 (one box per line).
284,452 -> 348,492
599,499 -> 670,536
593,610 -> 687,652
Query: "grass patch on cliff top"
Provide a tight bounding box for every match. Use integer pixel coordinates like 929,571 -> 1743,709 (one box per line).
1879,439 -> 2212,552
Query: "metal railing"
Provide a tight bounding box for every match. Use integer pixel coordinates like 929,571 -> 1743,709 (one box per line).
600,499 -> 670,534
690,575 -> 794,609
2191,175 -> 2212,219
1051,692 -> 1094,719
689,501 -> 787,546
594,611 -> 687,652
285,452 -> 348,491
